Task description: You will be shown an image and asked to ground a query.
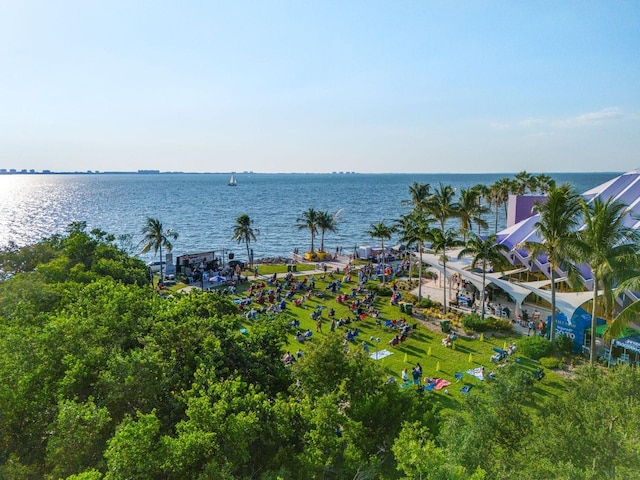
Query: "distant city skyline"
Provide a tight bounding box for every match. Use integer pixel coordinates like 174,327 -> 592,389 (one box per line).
1,2 -> 638,174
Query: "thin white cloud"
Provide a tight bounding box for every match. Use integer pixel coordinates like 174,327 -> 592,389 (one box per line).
553,107 -> 623,128
492,107 -> 632,131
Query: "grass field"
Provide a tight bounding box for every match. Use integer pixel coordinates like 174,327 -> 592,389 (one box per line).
229,266 -> 571,407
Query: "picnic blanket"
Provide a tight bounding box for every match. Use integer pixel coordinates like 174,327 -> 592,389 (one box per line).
369,349 -> 394,360
433,378 -> 451,390
466,367 -> 485,381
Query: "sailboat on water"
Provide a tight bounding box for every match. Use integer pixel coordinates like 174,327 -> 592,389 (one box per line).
228,174 -> 237,186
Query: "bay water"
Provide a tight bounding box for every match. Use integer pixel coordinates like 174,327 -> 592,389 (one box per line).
0,172 -> 619,262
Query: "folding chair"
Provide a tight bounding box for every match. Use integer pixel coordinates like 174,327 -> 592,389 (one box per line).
454,372 -> 463,382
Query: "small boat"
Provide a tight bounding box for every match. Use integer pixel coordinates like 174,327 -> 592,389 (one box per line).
228,174 -> 237,186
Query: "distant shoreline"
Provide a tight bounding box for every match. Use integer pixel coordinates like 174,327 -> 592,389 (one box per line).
0,170 -> 623,176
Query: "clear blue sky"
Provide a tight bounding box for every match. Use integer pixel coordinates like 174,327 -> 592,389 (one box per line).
1,1 -> 638,173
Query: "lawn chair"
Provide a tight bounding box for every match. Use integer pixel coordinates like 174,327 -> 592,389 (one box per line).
491,347 -> 507,363
532,368 -> 545,381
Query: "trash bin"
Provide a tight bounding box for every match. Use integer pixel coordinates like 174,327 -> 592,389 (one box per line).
292,265 -> 297,272
399,302 -> 406,312
405,303 -> 413,315
287,265 -> 292,272
440,320 -> 451,333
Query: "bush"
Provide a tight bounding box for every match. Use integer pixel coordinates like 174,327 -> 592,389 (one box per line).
518,336 -> 552,360
539,356 -> 562,369
462,314 -> 513,333
555,334 -> 574,355
462,313 -> 486,332
370,284 -> 392,296
418,297 -> 441,309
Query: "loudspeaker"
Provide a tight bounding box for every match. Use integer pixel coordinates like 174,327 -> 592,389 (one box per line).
228,253 -> 234,259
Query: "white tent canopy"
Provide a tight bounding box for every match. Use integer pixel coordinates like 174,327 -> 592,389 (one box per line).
518,284 -> 601,323
415,250 -> 602,321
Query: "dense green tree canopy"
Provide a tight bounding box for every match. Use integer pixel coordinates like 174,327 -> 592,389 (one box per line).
1,225 -> 639,479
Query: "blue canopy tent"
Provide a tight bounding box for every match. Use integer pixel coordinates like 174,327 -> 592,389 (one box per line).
546,307 -> 606,353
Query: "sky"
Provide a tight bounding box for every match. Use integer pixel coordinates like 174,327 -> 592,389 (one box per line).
1,1 -> 638,174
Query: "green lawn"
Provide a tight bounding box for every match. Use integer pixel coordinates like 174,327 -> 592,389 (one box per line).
234,270 -> 571,407
255,263 -> 316,275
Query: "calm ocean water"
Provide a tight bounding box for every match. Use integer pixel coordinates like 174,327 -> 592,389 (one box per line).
0,172 -> 620,262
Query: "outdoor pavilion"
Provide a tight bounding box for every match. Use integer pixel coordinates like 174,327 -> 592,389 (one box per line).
415,250 -> 604,328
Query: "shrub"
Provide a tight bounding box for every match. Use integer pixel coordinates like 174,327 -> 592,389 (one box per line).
462,313 -> 486,332
555,334 -> 574,355
539,356 -> 562,369
370,284 -> 393,296
418,297 -> 440,309
490,318 -> 513,332
402,292 -> 418,303
462,314 -> 513,333
518,336 -> 552,360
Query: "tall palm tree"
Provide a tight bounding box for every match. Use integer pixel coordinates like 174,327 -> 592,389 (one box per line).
367,221 -> 396,284
428,227 -> 463,314
472,183 -> 491,235
316,210 -> 338,253
428,183 -> 460,233
513,171 -> 535,195
534,174 -> 556,194
458,233 -> 511,320
574,197 -> 640,364
523,184 -> 582,346
139,217 -> 178,283
396,210 -> 433,301
231,214 -> 259,269
489,177 -> 514,234
402,181 -> 432,213
296,208 -> 319,253
458,187 -> 489,242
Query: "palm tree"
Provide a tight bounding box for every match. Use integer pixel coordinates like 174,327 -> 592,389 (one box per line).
396,210 -> 433,301
458,187 -> 489,242
523,184 -> 582,346
513,171 -> 535,195
296,208 -> 319,254
489,177 -> 514,234
402,181 -> 432,213
534,174 -> 556,194
574,197 -> 640,364
610,268 -> 640,341
458,234 -> 511,320
472,183 -> 491,235
427,183 -> 460,233
139,217 -> 178,283
367,221 -> 396,284
428,227 -> 463,314
231,214 -> 259,269
316,210 -> 338,253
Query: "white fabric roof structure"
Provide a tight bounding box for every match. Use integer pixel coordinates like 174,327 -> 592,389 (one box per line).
415,250 -> 601,321
497,169 -> 640,286
517,285 -> 602,323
